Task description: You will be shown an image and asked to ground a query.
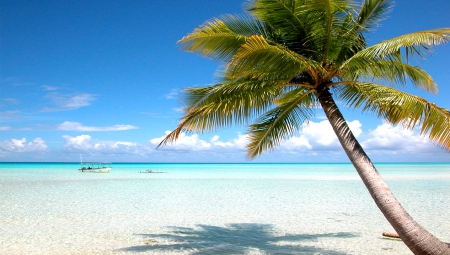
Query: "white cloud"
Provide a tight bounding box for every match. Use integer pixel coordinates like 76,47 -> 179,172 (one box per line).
58,121 -> 138,131
231,133 -> 249,149
150,132 -> 251,151
41,85 -> 58,91
305,120 -> 362,145
62,135 -> 145,155
281,135 -> 312,150
303,121 -> 338,146
146,120 -> 446,161
4,120 -> 446,162
62,135 -> 94,150
0,110 -> 22,121
2,77 -> 35,87
165,88 -> 180,99
210,135 -> 235,148
150,131 -> 212,151
361,123 -> 435,152
112,141 -> 137,148
0,138 -> 47,152
58,120 -> 448,161
173,107 -> 185,113
3,98 -> 19,104
149,122 -> 360,154
279,120 -> 362,151
148,120 -> 386,155
42,93 -> 97,112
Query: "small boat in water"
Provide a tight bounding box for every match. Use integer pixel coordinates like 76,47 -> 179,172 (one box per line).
79,162 -> 112,173
78,155 -> 112,173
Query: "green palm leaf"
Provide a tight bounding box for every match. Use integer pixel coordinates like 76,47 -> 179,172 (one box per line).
309,0 -> 354,63
247,88 -> 316,158
356,0 -> 392,31
177,16 -> 248,62
185,79 -> 282,113
337,83 -> 450,149
331,0 -> 392,62
226,35 -> 322,80
349,29 -> 450,60
246,0 -> 307,36
340,59 -> 437,93
158,79 -> 283,147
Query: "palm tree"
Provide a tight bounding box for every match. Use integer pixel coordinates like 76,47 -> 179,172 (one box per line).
158,0 -> 450,253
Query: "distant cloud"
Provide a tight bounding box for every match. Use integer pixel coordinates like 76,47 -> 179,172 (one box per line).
2,98 -> 19,105
165,88 -> 180,99
150,132 -> 213,151
315,115 -> 328,120
41,85 -> 58,91
111,141 -> 137,148
0,138 -> 47,152
140,111 -> 176,119
150,131 -> 248,152
361,123 -> 435,152
280,120 -> 363,151
62,135 -> 142,154
151,120 -> 362,153
41,93 -> 97,112
1,77 -> 35,87
0,110 -> 22,121
62,135 -> 93,151
58,121 -> 138,131
0,126 -> 12,130
140,112 -> 159,117
149,120 -> 446,161
173,107 -> 185,113
2,120 -> 447,162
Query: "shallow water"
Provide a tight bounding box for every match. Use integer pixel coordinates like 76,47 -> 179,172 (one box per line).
1,163 -> 449,254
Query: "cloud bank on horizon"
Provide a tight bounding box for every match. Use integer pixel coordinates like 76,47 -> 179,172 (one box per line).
1,120 -> 447,162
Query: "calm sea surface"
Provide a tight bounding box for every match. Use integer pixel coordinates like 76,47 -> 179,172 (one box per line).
1,163 -> 449,254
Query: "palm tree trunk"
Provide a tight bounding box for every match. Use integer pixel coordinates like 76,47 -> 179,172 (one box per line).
317,88 -> 450,255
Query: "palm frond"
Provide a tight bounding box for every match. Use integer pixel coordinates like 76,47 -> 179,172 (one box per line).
157,126 -> 183,148
320,0 -> 354,63
247,88 -> 316,158
336,83 -> 450,150
158,79 -> 285,149
340,58 -> 437,93
330,15 -> 365,63
330,0 -> 392,62
216,14 -> 284,44
357,0 -> 392,31
184,78 -> 282,111
226,35 -> 322,80
331,0 -> 393,62
245,0 -> 307,36
177,16 -> 249,62
349,29 -> 450,60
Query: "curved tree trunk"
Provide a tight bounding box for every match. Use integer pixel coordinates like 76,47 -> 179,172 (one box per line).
317,89 -> 450,255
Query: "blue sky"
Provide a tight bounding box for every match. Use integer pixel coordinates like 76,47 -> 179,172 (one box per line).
1,0 -> 449,163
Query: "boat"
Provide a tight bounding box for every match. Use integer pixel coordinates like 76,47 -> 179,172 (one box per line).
78,155 -> 112,173
139,169 -> 166,173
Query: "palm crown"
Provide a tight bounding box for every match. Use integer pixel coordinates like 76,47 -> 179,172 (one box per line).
159,0 -> 450,159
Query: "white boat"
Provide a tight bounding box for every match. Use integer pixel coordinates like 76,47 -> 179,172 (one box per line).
78,155 -> 112,173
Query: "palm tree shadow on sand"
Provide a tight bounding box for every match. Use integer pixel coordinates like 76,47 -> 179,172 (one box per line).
119,223 -> 359,254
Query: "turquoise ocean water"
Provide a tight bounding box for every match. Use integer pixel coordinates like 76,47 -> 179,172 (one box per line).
1,163 -> 449,254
